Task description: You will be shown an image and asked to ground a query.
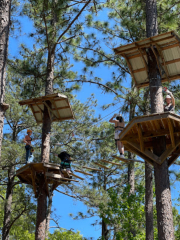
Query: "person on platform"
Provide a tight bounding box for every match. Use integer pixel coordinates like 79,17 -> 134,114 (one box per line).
54,151 -> 73,176
163,87 -> 175,112
23,129 -> 34,164
109,114 -> 125,157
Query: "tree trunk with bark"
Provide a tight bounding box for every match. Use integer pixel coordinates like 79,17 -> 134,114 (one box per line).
128,156 -> 135,195
146,0 -> 175,239
45,190 -> 53,239
102,172 -> 109,240
145,162 -> 154,240
102,219 -> 108,240
2,127 -> 17,240
0,0 -> 11,162
35,50 -> 55,240
2,166 -> 15,240
127,87 -> 135,237
143,89 -> 154,240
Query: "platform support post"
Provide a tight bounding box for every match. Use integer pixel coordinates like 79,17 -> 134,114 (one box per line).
35,175 -> 47,240
146,0 -> 175,239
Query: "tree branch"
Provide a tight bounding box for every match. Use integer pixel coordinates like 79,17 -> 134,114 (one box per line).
53,0 -> 92,51
67,79 -> 118,95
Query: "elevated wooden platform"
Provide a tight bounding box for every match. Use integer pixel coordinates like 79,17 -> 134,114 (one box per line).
16,162 -> 78,197
19,93 -> 74,124
119,112 -> 180,166
114,31 -> 180,88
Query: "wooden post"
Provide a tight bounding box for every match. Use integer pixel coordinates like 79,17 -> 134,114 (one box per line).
146,0 -> 175,239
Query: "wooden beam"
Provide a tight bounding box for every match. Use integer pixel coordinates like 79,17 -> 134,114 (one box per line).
19,93 -> 67,105
137,123 -> 144,152
127,141 -> 161,164
33,101 -> 44,116
168,147 -> 180,167
162,58 -> 180,66
119,112 -> 173,141
162,42 -> 180,50
128,53 -> 142,59
43,162 -> 60,170
114,35 -> 175,55
136,73 -> 180,88
92,162 -> 110,169
51,99 -> 62,120
155,43 -> 170,82
52,182 -> 60,191
137,47 -> 148,74
51,106 -> 70,111
74,169 -> 93,176
132,67 -> 146,73
16,164 -> 30,175
112,155 -> 144,163
150,45 -> 163,79
45,172 -> 78,182
122,53 -> 138,85
29,104 -> 40,123
100,159 -> 123,166
122,127 -> 180,142
160,140 -> 180,164
56,189 -> 77,199
83,166 -> 102,171
43,101 -> 59,120
125,143 -> 154,166
168,118 -> 175,148
70,172 -> 84,180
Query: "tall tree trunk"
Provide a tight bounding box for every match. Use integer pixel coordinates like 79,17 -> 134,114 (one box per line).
0,0 -> 11,162
143,89 -> 154,240
102,173 -> 109,240
127,85 -> 135,237
128,158 -> 134,195
102,219 -> 108,240
145,162 -> 154,240
2,166 -> 15,240
45,190 -> 53,239
35,50 -> 55,240
146,1 -> 175,239
2,127 -> 16,240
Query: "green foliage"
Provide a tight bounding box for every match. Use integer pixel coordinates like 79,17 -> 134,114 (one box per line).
48,229 -> 84,240
98,185 -> 146,239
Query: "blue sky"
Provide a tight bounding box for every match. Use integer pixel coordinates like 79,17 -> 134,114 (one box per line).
6,4 -> 180,240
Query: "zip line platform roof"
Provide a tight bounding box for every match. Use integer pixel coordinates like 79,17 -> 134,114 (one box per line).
16,162 -> 78,197
19,93 -> 74,124
114,31 -> 180,88
119,112 -> 180,166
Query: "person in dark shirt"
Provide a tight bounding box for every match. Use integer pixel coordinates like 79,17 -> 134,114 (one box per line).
54,151 -> 72,175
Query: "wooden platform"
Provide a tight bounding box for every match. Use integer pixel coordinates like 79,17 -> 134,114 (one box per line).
119,112 -> 180,166
114,31 -> 180,88
19,93 -> 74,124
16,162 -> 76,197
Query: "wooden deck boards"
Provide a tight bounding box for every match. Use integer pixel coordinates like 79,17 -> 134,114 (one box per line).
16,162 -> 79,197
119,112 -> 180,166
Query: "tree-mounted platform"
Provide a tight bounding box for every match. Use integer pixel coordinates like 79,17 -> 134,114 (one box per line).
16,162 -> 78,197
19,93 -> 74,124
119,112 -> 180,166
114,31 -> 180,88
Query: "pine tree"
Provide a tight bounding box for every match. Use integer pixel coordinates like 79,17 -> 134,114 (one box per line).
146,0 -> 175,239
0,0 -> 11,162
